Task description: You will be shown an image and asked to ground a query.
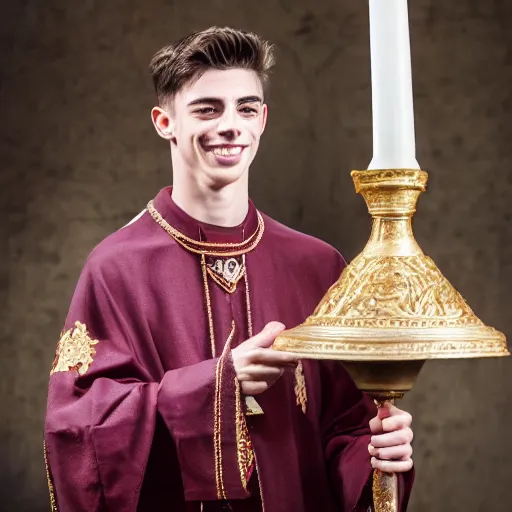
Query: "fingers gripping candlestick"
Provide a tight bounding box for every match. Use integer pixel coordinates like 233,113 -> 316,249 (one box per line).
273,1 -> 509,511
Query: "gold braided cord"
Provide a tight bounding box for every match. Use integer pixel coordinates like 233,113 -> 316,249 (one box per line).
147,200 -> 265,257
201,254 -> 217,358
44,441 -> 58,512
242,254 -> 253,338
214,322 -> 236,499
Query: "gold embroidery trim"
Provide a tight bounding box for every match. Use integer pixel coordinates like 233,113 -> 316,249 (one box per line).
51,321 -> 99,376
213,323 -> 236,499
44,441 -> 58,512
294,360 -> 307,414
235,377 -> 255,490
213,354 -> 226,499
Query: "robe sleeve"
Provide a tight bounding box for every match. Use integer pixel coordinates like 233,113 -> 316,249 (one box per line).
319,252 -> 414,511
44,256 -> 250,512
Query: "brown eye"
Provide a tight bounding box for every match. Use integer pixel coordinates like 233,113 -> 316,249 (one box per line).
196,107 -> 217,115
240,107 -> 258,115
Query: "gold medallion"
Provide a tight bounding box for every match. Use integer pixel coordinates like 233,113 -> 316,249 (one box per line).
207,258 -> 245,293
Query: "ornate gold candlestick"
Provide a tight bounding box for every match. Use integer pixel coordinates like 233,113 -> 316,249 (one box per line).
273,168 -> 508,511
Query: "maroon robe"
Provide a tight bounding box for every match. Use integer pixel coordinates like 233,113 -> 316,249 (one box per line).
44,187 -> 414,511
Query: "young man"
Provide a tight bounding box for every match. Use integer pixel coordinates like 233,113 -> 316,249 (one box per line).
44,27 -> 414,511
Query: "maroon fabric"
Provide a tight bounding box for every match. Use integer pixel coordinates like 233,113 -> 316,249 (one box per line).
44,186 -> 414,511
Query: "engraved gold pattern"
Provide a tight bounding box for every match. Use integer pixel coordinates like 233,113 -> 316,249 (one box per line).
44,441 -> 58,512
51,321 -> 99,375
276,332 -> 507,360
312,254 -> 481,328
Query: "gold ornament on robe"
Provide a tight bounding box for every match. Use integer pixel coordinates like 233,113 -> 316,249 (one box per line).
51,321 -> 99,376
207,257 -> 246,294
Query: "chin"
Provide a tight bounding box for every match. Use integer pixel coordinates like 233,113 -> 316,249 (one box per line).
205,166 -> 248,190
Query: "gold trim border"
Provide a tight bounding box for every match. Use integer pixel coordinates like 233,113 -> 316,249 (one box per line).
44,441 -> 58,512
274,325 -> 508,361
213,324 -> 236,500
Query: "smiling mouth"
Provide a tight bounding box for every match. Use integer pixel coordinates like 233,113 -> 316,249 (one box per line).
204,145 -> 245,156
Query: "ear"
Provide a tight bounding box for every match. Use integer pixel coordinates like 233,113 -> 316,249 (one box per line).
260,103 -> 269,135
151,106 -> 175,140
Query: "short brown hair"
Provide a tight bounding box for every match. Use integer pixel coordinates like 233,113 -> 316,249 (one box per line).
150,26 -> 275,105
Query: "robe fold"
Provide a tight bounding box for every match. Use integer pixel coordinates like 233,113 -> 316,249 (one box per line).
45,186 -> 414,511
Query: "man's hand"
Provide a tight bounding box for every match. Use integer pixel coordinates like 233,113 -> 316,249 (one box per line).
231,322 -> 298,395
368,403 -> 414,473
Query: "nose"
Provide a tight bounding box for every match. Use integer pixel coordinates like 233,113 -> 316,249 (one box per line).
216,106 -> 241,139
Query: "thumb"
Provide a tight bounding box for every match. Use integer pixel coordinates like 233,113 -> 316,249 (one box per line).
248,322 -> 286,348
370,402 -> 392,434
377,402 -> 393,421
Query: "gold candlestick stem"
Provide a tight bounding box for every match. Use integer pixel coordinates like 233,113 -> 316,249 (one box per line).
373,467 -> 398,512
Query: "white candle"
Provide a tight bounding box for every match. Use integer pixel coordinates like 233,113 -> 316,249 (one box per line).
368,0 -> 420,170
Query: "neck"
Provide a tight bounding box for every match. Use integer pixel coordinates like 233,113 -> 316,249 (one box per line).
171,170 -> 250,228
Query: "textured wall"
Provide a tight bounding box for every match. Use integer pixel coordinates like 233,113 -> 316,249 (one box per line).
1,1 -> 511,511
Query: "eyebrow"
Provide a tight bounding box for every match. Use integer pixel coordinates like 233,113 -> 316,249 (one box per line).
237,96 -> 263,104
187,95 -> 263,107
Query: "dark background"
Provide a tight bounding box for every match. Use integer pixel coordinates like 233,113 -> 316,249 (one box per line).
1,1 -> 511,511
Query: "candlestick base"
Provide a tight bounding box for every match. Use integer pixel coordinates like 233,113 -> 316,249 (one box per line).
273,169 -> 508,367
272,168 -> 508,512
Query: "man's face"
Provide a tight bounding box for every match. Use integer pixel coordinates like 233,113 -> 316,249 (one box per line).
161,68 -> 268,189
